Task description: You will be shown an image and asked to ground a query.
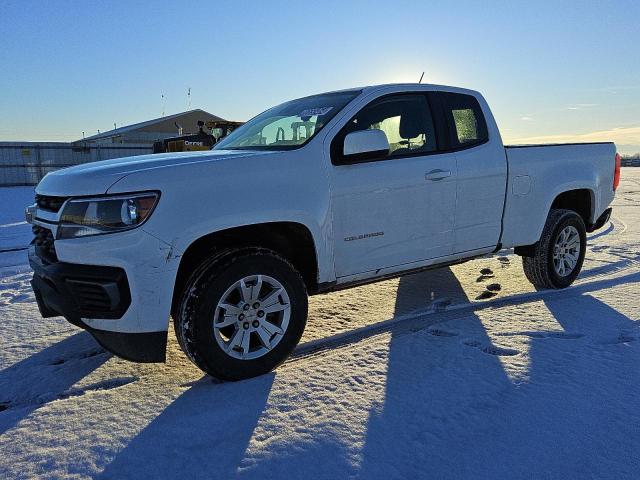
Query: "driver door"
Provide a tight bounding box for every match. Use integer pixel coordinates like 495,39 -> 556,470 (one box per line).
329,93 -> 457,278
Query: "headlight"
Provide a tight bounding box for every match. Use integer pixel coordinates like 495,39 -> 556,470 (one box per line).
57,192 -> 159,239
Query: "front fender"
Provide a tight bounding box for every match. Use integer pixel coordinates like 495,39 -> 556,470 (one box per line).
107,150 -> 335,283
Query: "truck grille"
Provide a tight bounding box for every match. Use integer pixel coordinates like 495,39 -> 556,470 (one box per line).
35,194 -> 68,213
32,225 -> 58,262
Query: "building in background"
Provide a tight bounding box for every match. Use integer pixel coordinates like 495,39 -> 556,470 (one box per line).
79,109 -> 225,145
0,109 -> 232,186
0,142 -> 154,186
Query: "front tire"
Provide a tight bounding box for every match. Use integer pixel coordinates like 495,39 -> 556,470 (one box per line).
174,248 -> 308,381
522,209 -> 587,289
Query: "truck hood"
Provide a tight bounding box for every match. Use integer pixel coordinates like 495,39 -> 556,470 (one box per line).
36,149 -> 276,196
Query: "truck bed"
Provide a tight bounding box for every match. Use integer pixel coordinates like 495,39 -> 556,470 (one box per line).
500,142 -> 616,249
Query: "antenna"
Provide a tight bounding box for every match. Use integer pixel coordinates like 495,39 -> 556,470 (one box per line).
114,123 -> 117,130
187,87 -> 191,110
418,72 -> 425,84
161,93 -> 166,116
82,131 -> 85,139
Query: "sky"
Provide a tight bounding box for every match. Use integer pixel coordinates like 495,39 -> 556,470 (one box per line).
1,0 -> 639,153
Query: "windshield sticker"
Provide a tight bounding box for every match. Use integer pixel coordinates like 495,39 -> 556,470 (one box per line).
299,107 -> 333,117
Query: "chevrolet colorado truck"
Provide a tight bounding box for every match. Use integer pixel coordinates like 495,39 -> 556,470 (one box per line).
26,84 -> 620,380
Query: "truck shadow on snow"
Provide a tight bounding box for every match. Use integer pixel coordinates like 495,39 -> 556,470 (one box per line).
98,268 -> 475,479
358,270 -> 640,479
98,373 -> 276,479
98,268 -> 640,479
0,332 -> 110,435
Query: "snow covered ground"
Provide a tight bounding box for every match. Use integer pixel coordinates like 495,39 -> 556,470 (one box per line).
0,186 -> 33,269
1,170 -> 639,479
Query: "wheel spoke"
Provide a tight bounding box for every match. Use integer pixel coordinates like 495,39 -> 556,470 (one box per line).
260,288 -> 283,307
256,326 -> 272,349
251,275 -> 263,302
262,320 -> 284,336
227,328 -> 244,352
239,279 -> 252,303
215,316 -> 237,328
263,302 -> 290,314
240,330 -> 251,355
219,303 -> 242,315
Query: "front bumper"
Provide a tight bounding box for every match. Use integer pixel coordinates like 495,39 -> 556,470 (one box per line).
26,191 -> 182,363
29,247 -> 167,362
29,223 -> 177,362
29,247 -> 132,321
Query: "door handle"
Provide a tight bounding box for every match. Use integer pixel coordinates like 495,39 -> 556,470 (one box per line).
425,169 -> 451,181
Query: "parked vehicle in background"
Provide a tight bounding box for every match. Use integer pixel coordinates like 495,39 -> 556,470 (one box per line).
152,120 -> 243,153
26,83 -> 620,380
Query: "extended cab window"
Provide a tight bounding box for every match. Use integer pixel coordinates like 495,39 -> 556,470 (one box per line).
439,93 -> 488,148
339,94 -> 437,159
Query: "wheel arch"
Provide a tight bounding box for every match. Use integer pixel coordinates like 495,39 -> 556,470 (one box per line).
549,188 -> 594,226
515,189 -> 593,257
171,221 -> 320,316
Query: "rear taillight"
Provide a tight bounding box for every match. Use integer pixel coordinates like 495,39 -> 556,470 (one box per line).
613,153 -> 621,191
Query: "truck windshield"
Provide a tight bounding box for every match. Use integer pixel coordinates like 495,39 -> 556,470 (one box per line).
214,90 -> 361,151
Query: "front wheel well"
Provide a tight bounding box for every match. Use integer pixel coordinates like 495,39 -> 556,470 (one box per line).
172,222 -> 318,316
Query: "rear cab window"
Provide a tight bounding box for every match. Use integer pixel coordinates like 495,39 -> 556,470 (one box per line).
432,92 -> 489,150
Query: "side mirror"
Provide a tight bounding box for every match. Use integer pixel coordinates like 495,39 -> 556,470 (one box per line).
342,129 -> 390,163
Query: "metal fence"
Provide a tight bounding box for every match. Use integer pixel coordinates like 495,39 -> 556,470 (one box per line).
622,157 -> 640,167
0,142 -> 154,186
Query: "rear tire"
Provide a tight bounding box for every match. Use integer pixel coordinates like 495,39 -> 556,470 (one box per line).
522,209 -> 587,289
174,248 -> 308,381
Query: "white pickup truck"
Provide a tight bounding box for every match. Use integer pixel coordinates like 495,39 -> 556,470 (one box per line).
26,84 -> 621,380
